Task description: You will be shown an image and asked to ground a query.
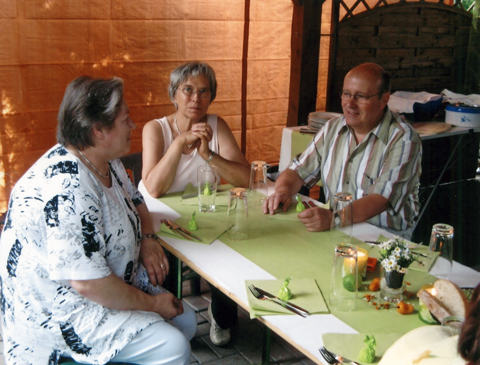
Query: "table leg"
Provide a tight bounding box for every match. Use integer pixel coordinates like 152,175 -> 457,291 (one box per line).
262,326 -> 271,365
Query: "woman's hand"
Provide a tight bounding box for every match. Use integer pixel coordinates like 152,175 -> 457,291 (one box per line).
152,292 -> 184,320
139,237 -> 169,287
191,122 -> 213,159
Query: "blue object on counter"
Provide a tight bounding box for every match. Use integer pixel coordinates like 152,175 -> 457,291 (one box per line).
404,97 -> 443,122
445,104 -> 480,127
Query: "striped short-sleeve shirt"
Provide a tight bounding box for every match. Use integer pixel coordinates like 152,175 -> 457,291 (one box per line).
290,109 -> 422,231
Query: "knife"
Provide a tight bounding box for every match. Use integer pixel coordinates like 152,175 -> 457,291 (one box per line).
167,220 -> 203,242
254,286 -> 310,317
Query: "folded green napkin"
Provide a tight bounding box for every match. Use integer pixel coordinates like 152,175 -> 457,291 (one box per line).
179,183 -> 231,206
157,215 -> 228,245
322,332 -> 403,365
375,235 -> 435,273
268,200 -> 330,221
245,278 -> 329,319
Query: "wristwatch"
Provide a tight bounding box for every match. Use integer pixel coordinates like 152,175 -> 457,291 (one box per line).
206,150 -> 214,163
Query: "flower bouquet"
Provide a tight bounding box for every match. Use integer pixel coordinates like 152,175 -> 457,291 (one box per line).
378,236 -> 418,301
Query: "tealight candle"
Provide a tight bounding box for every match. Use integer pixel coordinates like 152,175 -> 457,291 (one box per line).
357,247 -> 369,278
343,247 -> 369,277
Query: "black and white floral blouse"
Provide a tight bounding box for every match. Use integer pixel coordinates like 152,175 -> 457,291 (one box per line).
0,145 -> 161,364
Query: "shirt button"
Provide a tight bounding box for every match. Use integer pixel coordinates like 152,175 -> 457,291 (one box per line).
345,181 -> 349,185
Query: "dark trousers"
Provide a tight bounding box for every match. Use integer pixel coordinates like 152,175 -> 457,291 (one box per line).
209,284 -> 238,329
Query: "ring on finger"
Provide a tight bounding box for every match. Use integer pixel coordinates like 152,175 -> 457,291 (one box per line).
161,263 -> 165,268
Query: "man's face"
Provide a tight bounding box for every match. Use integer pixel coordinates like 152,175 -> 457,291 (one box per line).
341,70 -> 389,133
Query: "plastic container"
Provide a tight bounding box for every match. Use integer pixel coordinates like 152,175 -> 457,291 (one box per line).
445,105 -> 480,127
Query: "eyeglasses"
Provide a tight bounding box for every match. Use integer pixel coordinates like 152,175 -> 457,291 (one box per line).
340,91 -> 382,104
181,87 -> 212,99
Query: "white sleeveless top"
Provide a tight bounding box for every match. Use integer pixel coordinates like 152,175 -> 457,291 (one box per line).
156,114 -> 220,193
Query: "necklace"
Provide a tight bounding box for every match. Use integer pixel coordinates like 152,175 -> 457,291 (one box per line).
174,116 -> 193,148
77,148 -> 110,179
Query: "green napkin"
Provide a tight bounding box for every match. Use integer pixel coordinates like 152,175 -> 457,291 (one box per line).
157,215 -> 228,245
322,332 -> 402,365
375,235 -> 435,273
180,183 -> 231,206
245,278 -> 329,319
268,200 -> 330,221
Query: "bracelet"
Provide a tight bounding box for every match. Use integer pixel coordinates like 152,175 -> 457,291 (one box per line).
141,233 -> 162,244
206,150 -> 215,163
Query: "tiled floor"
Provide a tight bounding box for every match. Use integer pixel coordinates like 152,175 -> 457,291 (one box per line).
0,278 -> 316,365
183,278 -> 316,365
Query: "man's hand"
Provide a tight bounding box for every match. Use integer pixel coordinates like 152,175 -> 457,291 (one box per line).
262,191 -> 293,215
298,207 -> 333,232
153,292 -> 184,320
140,238 -> 169,287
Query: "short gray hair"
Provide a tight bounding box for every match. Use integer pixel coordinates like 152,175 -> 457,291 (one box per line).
56,76 -> 124,149
168,61 -> 217,105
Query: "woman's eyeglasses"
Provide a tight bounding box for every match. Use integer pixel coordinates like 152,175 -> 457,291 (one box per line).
181,87 -> 212,99
340,91 -> 382,104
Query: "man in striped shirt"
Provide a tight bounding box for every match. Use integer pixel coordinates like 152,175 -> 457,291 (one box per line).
263,63 -> 422,237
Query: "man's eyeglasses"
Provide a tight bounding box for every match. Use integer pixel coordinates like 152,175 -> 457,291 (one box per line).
181,87 -> 212,99
340,91 -> 382,104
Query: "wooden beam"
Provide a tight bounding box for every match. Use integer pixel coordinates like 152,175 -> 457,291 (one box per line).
287,0 -> 324,127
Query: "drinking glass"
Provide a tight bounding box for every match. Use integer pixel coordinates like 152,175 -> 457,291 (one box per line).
248,161 -> 269,206
428,223 -> 454,279
329,243 -> 358,311
329,192 -> 353,246
197,165 -> 217,212
226,188 -> 248,240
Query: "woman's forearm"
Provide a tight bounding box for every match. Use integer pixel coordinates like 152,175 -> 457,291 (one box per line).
70,274 -> 155,312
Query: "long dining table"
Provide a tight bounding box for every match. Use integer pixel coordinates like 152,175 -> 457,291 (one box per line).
138,180 -> 480,364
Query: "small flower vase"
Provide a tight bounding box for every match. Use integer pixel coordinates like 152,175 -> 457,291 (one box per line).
380,269 -> 406,302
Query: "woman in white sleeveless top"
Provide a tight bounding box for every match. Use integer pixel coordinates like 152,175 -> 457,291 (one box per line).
142,62 -> 250,347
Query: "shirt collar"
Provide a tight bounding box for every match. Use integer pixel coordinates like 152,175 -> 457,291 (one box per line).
337,108 -> 393,146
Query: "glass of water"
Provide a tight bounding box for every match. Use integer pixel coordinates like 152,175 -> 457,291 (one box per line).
197,165 -> 217,212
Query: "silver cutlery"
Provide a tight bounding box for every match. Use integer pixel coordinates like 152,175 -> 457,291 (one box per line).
319,346 -> 360,365
319,346 -> 338,364
248,284 -> 309,318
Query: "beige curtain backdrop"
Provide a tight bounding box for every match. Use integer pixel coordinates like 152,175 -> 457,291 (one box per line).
0,0 -> 335,212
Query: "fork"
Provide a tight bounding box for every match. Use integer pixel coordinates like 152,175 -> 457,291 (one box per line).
319,346 -> 338,364
248,284 -> 308,317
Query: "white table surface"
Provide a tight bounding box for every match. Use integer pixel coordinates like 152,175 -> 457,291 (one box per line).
139,180 -> 480,364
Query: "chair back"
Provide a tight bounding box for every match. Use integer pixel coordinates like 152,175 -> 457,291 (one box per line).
120,152 -> 143,188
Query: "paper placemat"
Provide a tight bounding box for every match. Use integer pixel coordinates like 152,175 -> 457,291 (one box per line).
245,278 -> 329,318
180,183 -> 232,206
322,332 -> 403,365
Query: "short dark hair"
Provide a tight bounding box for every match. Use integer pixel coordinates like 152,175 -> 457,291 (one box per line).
56,76 -> 124,149
168,61 -> 217,105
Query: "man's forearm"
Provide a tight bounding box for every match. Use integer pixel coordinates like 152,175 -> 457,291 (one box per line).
274,169 -> 305,196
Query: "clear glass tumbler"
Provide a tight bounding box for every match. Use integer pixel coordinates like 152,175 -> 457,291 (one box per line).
248,161 -> 269,207
329,192 -> 353,246
226,188 -> 248,240
329,243 -> 358,311
197,165 -> 218,212
428,223 -> 454,279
